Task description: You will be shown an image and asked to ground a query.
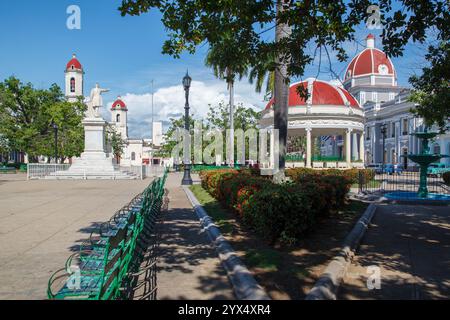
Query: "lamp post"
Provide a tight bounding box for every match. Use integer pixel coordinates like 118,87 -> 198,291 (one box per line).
181,71 -> 193,185
51,122 -> 59,164
380,123 -> 387,173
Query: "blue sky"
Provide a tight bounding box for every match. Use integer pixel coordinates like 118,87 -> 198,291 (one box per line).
0,1 -> 426,138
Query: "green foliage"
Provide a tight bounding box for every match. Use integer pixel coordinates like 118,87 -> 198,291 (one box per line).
199,169 -> 350,244
106,125 -> 127,159
206,101 -> 261,131
409,41 -> 450,131
0,77 -> 85,162
286,167 -> 375,185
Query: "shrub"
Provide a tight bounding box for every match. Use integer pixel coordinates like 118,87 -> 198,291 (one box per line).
443,171 -> 450,186
286,168 -> 374,184
198,168 -> 351,244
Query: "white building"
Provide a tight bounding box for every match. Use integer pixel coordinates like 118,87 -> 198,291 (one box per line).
322,34 -> 450,167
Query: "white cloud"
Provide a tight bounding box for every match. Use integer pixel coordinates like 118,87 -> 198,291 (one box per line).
104,79 -> 266,138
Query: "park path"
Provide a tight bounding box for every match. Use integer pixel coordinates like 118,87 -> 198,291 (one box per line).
339,204 -> 450,300
0,174 -> 150,299
156,173 -> 235,300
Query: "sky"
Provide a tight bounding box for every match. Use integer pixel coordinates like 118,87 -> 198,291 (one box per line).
0,0 -> 427,138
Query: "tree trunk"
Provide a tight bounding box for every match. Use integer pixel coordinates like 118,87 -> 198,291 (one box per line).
228,74 -> 235,167
273,0 -> 291,182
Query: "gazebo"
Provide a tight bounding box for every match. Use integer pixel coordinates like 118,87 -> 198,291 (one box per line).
260,78 -> 365,169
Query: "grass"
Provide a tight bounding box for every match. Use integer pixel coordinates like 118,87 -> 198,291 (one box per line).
189,183 -> 370,299
351,180 -> 382,189
189,184 -> 234,234
244,249 -> 282,272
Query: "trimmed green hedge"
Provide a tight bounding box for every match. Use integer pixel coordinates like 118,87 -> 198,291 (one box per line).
199,169 -> 351,244
286,168 -> 375,184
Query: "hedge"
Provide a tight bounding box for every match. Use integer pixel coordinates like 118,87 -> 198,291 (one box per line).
199,169 -> 351,244
286,168 -> 375,184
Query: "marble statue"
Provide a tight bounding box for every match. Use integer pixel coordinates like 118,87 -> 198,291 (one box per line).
86,83 -> 110,118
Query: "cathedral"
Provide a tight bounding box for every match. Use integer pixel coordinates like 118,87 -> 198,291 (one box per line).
65,54 -> 164,166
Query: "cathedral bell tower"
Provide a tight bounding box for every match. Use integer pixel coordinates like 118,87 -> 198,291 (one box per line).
65,54 -> 84,103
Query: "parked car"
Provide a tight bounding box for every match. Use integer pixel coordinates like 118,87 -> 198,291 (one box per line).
427,163 -> 450,177
384,163 -> 403,175
367,163 -> 383,174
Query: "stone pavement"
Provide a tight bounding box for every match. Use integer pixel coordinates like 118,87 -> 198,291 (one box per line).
340,204 -> 450,300
156,173 -> 235,300
0,174 -> 151,299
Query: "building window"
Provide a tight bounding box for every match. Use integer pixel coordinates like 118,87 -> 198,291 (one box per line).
391,122 -> 396,138
366,127 -> 370,140
360,92 -> 366,105
70,78 -> 75,93
131,152 -> 136,161
116,114 -> 120,123
391,149 -> 397,164
402,118 -> 408,135
433,144 -> 441,155
372,92 -> 377,102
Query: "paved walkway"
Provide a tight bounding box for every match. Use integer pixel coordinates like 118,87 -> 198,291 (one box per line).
157,173 -> 234,300
0,175 -> 151,299
340,204 -> 450,300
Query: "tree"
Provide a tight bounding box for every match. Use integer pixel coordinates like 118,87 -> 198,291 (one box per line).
106,125 -> 127,163
0,77 -> 85,162
119,0 -> 449,175
205,39 -> 249,166
206,102 -> 261,132
409,40 -> 449,131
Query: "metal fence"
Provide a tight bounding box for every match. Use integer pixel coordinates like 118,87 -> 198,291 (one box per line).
27,163 -> 166,180
358,169 -> 450,196
27,164 -> 71,180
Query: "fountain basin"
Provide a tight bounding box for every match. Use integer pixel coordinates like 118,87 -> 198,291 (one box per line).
384,191 -> 450,205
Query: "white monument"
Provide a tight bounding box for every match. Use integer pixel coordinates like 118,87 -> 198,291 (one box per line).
50,83 -> 136,179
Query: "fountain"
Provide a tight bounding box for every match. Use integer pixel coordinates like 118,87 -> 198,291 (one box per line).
384,127 -> 450,203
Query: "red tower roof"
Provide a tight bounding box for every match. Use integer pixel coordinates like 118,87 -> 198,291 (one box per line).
344,35 -> 395,81
66,54 -> 82,71
111,96 -> 127,110
264,79 -> 360,110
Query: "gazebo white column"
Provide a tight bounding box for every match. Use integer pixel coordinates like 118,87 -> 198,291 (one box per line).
346,128 -> 352,166
306,128 -> 312,168
359,132 -> 365,163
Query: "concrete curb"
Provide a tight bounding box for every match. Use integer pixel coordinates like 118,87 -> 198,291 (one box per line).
305,203 -> 378,300
183,186 -> 271,300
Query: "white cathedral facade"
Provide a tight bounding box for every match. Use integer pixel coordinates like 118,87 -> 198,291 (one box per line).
65,54 -> 164,166
321,35 -> 450,168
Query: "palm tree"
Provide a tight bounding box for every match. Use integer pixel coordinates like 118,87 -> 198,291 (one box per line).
205,40 -> 248,167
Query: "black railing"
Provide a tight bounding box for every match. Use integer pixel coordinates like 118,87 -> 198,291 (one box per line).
358,169 -> 450,196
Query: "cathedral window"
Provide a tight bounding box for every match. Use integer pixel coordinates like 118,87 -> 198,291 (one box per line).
70,78 -> 75,93
116,114 -> 121,123
131,152 -> 136,161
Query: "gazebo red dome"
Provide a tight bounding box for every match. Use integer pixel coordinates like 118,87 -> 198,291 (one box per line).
66,54 -> 82,71
111,97 -> 127,110
344,35 -> 395,81
264,79 -> 360,110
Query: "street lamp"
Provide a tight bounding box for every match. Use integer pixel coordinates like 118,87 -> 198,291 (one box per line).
51,122 -> 58,164
380,123 -> 387,173
181,71 -> 193,185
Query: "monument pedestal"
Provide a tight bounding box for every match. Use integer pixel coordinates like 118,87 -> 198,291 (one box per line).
48,118 -> 137,180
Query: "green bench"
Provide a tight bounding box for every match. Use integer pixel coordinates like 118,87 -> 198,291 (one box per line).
47,170 -> 168,300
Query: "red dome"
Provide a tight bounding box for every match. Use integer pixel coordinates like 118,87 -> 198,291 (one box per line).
344,35 -> 395,81
111,97 -> 127,110
264,79 -> 360,110
66,54 -> 82,71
